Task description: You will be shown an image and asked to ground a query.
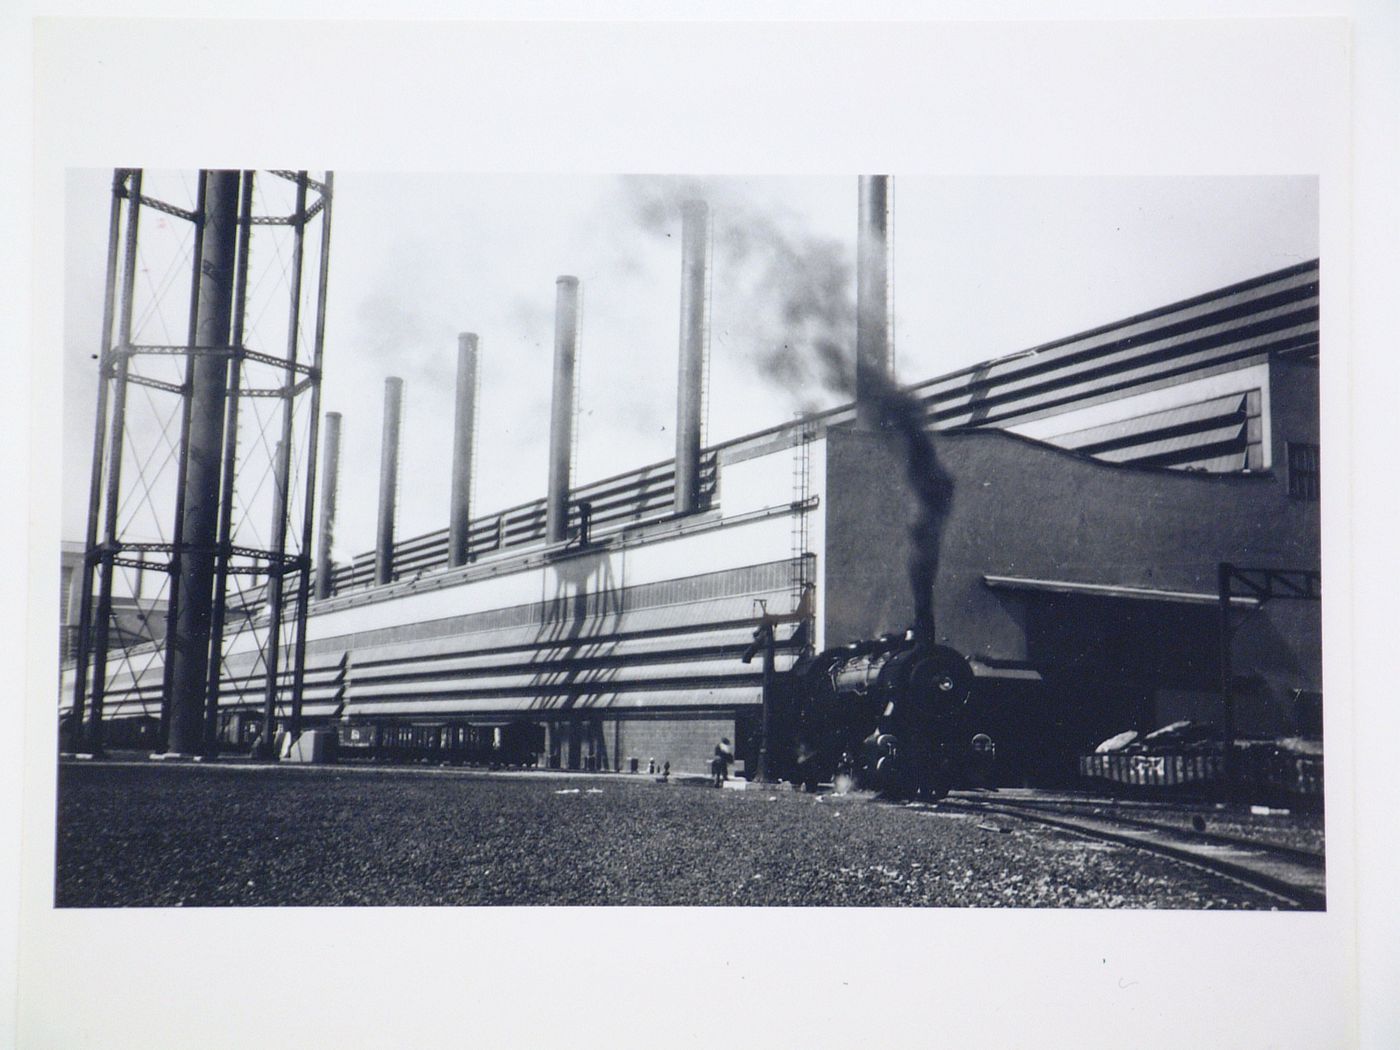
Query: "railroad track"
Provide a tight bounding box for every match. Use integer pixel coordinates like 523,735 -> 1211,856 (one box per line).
939,795 -> 1326,910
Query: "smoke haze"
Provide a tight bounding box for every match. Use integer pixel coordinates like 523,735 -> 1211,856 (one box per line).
62,172 -> 1317,577
615,176 -> 856,413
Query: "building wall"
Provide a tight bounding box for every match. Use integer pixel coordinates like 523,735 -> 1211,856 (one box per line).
820,413 -> 1321,775
63,436 -> 812,774
61,262 -> 1321,781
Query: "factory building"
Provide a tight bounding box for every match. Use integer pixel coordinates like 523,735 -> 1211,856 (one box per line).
62,252 -> 1320,782
59,541 -> 167,667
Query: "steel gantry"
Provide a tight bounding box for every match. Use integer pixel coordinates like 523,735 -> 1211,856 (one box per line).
1216,563 -> 1322,787
68,169 -> 334,758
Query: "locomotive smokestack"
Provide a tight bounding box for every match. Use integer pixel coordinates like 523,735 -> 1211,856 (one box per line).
855,175 -> 893,427
314,411 -> 340,600
675,200 -> 710,515
448,333 -> 479,567
546,276 -> 580,545
375,377 -> 403,586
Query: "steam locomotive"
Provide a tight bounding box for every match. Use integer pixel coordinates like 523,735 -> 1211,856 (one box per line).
783,629 -> 995,798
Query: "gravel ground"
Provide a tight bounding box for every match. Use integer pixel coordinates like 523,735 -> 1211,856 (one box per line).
55,762 -> 1294,909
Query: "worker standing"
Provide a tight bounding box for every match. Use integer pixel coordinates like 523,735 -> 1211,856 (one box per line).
711,737 -> 734,787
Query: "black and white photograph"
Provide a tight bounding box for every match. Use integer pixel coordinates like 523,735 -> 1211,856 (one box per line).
53,170 -> 1325,911
9,9 -> 1398,1050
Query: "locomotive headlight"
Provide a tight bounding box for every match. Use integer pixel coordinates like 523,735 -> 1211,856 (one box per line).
907,648 -> 975,709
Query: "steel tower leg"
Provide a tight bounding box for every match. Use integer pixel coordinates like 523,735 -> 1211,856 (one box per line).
165,170 -> 240,755
202,171 -> 255,755
289,171 -> 335,736
86,170 -> 144,756
68,170 -> 126,754
258,174 -> 310,749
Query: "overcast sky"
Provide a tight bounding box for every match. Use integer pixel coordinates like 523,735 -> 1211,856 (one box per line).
62,173 -> 1317,562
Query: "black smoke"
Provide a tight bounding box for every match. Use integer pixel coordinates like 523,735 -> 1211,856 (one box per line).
619,176 -> 953,635
816,332 -> 954,639
615,176 -> 855,412
865,369 -> 955,642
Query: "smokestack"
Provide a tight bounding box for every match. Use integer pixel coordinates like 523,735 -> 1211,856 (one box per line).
448,334 -> 479,567
314,411 -> 341,599
674,200 -> 710,515
855,175 -> 893,425
376,377 -> 403,585
165,170 -> 240,755
546,276 -> 579,545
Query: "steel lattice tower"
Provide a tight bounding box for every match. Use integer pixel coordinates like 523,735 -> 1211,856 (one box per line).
68,169 -> 334,757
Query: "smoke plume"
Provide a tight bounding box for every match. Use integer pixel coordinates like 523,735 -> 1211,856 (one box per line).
615,176 -> 856,412
619,176 -> 953,635
865,370 -> 955,641
817,335 -> 954,638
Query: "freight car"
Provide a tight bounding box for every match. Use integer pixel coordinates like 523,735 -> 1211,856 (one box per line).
335,718 -> 544,767
784,630 -> 994,798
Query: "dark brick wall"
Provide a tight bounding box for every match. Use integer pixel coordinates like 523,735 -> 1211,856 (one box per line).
610,717 -> 736,776
822,387 -> 1322,748
538,716 -> 738,776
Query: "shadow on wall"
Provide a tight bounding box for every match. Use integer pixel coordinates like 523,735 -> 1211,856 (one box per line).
527,546 -> 625,767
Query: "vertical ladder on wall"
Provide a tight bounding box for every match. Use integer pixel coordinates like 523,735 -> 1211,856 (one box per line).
699,294 -> 712,460
468,358 -> 481,561
790,422 -> 814,616
569,294 -> 584,537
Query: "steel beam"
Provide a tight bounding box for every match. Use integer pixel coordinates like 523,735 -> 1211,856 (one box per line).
289,171 -> 333,737
86,170 -> 144,755
1217,561 -> 1236,793
159,170 -> 211,749
259,174 -> 310,750
203,171 -> 256,754
69,170 -> 126,753
165,170 -> 240,755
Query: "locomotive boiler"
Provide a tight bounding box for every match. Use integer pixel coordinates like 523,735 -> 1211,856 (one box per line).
784,629 -> 994,798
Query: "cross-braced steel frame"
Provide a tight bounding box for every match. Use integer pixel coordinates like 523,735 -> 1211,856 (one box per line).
68,169 -> 334,757
1216,563 -> 1322,790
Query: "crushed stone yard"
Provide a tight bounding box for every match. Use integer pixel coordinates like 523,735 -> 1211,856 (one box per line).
55,761 -> 1287,908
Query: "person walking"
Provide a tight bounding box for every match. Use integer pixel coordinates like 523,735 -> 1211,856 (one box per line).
711,737 -> 734,787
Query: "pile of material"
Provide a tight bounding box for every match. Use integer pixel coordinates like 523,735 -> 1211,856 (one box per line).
1080,721 -> 1324,801
1093,720 -> 1220,755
